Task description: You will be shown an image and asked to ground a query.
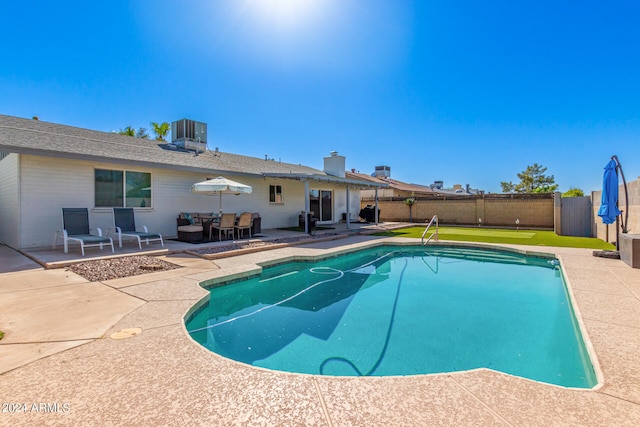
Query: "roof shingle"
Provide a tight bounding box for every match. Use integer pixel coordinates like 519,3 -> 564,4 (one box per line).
0,115 -> 323,177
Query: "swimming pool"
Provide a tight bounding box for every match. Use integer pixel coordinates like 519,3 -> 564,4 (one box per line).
186,244 -> 597,388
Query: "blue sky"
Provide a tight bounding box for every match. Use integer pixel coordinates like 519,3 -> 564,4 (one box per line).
2,0 -> 639,193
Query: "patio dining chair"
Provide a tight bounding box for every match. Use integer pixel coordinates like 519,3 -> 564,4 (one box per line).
53,208 -> 114,256
234,212 -> 253,239
210,213 -> 236,241
112,207 -> 164,249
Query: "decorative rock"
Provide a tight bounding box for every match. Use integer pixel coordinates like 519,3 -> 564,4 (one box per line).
139,264 -> 164,270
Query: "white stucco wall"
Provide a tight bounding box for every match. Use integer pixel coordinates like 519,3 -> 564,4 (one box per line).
14,155 -> 360,248
0,154 -> 20,247
327,186 -> 364,222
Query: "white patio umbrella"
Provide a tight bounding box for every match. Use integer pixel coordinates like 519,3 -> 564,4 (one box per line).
191,176 -> 253,214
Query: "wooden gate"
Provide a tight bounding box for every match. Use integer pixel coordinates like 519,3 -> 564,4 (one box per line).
561,196 -> 592,237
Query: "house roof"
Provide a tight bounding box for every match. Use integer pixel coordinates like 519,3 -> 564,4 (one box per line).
346,171 -> 434,194
0,115 -> 385,188
263,172 -> 387,189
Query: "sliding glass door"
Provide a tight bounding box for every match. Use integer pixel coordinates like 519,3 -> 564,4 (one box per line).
309,189 -> 333,222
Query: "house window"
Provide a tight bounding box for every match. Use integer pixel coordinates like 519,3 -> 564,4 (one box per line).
269,185 -> 283,203
95,169 -> 151,208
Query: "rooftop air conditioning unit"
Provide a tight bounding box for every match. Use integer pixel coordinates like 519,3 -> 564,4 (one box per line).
171,119 -> 207,153
373,165 -> 391,178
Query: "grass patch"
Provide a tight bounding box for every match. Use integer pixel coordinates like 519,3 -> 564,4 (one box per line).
374,226 -> 615,249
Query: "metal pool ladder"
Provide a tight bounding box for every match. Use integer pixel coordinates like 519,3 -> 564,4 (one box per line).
421,215 -> 439,245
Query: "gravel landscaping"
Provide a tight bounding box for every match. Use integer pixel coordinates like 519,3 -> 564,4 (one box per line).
67,256 -> 181,281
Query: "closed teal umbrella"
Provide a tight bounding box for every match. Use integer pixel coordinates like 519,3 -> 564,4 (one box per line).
597,159 -> 622,225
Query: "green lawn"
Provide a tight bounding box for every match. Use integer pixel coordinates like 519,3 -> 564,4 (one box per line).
373,226 -> 615,249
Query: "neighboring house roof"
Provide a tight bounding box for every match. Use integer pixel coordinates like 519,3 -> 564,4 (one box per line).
345,172 -> 386,185
346,171 -> 434,195
0,115 -> 386,188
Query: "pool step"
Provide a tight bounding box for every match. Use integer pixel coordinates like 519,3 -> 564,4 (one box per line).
421,247 -> 550,267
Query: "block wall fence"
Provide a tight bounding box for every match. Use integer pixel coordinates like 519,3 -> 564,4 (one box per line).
361,193 -> 555,229
363,175 -> 640,242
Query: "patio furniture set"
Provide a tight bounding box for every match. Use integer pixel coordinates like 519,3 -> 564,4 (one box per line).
176,212 -> 261,243
53,208 -> 263,256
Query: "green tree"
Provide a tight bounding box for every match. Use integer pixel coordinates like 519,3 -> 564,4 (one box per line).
500,181 -> 515,193
501,163 -> 558,193
117,126 -> 150,139
136,127 -> 149,139
404,195 -> 416,222
117,126 -> 136,137
151,122 -> 170,141
562,188 -> 584,197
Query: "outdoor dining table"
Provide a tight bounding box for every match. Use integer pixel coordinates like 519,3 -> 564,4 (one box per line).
194,214 -> 220,223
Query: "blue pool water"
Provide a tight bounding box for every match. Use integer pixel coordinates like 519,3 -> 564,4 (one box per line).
186,245 -> 597,388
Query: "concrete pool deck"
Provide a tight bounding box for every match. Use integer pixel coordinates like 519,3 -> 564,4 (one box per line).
1,236 -> 639,426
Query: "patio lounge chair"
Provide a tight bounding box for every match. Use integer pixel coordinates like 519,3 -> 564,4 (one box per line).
113,207 -> 164,249
235,212 -> 253,239
53,208 -> 114,256
210,213 -> 236,241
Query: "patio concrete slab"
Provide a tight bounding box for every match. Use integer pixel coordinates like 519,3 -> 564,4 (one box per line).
0,244 -> 41,273
17,225 -> 374,268
117,276 -> 209,301
157,252 -> 221,269
562,265 -> 634,295
0,325 -> 327,426
0,267 -> 88,293
573,289 -> 640,328
451,369 -> 640,426
0,281 -> 144,344
182,264 -> 263,286
584,319 -> 640,403
100,266 -> 209,289
314,374 -> 509,426
106,300 -> 200,331
0,340 -> 92,374
608,264 -> 640,298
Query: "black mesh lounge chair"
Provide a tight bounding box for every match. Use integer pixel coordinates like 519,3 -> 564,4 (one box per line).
113,208 -> 164,249
53,208 -> 114,256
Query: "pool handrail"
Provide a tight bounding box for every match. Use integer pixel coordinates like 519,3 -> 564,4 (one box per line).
421,215 -> 439,245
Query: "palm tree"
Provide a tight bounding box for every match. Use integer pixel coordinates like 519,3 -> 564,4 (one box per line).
151,122 -> 170,141
404,196 -> 416,222
118,126 -> 136,137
